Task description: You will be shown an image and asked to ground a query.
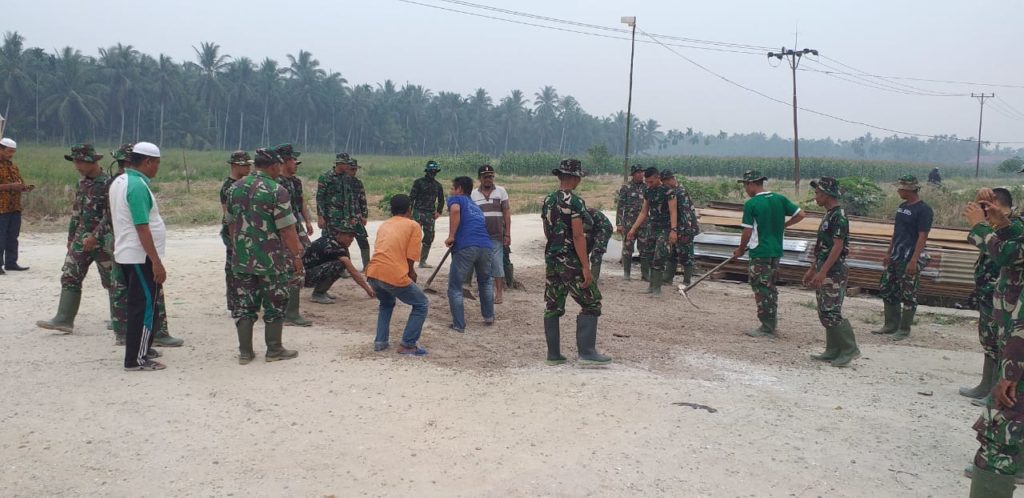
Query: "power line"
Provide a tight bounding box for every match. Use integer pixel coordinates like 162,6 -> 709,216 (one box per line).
994,97 -> 1024,120
802,59 -> 968,97
395,0 -> 765,55
814,55 -> 1024,90
800,67 -> 968,97
638,30 -> 1024,144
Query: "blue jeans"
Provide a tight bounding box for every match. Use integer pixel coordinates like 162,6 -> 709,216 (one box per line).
448,245 -> 495,330
368,278 -> 429,348
0,211 -> 22,267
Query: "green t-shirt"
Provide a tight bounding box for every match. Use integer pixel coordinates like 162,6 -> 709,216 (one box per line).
741,191 -> 800,259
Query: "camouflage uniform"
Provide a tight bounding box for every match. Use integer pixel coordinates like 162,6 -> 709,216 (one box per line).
669,183 -> 700,272
226,170 -> 298,322
643,184 -> 676,274
316,154 -> 364,238
350,167 -> 371,267
303,234 -> 349,289
969,220 -> 1023,360
542,190 -> 601,318
409,165 -> 445,257
970,219 -> 1024,478
813,206 -> 851,328
584,208 -> 613,281
616,170 -> 645,270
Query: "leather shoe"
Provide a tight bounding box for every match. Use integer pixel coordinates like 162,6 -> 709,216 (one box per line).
4,264 -> 28,271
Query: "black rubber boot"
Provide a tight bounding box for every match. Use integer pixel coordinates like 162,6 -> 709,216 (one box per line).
36,289 -> 82,334
683,265 -> 694,286
649,269 -> 663,297
576,314 -> 611,365
622,251 -> 632,281
544,316 -> 566,365
810,326 -> 839,361
591,259 -> 603,283
310,278 -> 337,304
418,245 -> 433,269
969,465 -> 1016,498
235,318 -> 256,365
265,320 -> 298,362
960,355 -> 998,399
872,302 -> 901,335
830,320 -> 861,367
284,288 -> 312,327
892,307 -> 915,341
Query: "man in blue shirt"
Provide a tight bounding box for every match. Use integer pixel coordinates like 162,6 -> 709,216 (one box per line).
445,176 -> 494,332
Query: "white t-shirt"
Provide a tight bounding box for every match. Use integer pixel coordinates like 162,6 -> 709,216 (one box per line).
470,185 -> 509,239
108,169 -> 166,264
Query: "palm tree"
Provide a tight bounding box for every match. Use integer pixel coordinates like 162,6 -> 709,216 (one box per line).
40,47 -> 106,144
256,58 -> 283,145
497,89 -> 526,154
285,50 -> 327,148
190,41 -> 230,141
223,57 -> 256,149
98,43 -> 140,144
533,86 -> 560,152
154,54 -> 179,147
557,95 -> 581,155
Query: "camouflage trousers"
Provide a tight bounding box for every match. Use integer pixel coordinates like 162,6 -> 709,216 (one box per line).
879,259 -> 923,312
749,257 -> 780,326
224,245 -> 242,312
637,225 -> 653,262
109,262 -> 169,338
413,210 -> 436,247
356,233 -> 370,268
304,261 -> 345,288
60,238 -> 114,292
815,264 -> 848,328
668,232 -> 696,276
544,267 -> 602,318
231,272 -> 291,323
978,293 -> 999,360
503,245 -> 516,287
643,227 -> 672,272
620,217 -> 639,262
973,383 -> 1024,476
296,224 -> 312,249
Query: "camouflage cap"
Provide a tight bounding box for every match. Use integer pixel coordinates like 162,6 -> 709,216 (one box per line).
273,143 -> 301,159
630,164 -> 644,174
810,176 -> 842,198
896,174 -> 920,191
327,222 -> 359,237
425,160 -> 441,172
552,158 -> 586,178
228,150 -> 253,166
737,170 -> 767,183
254,147 -> 284,166
660,169 -> 675,180
64,143 -> 104,163
110,143 -> 134,163
334,152 -> 354,165
350,158 -> 359,168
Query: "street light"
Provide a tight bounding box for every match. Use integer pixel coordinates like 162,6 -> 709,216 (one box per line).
621,16 -> 636,181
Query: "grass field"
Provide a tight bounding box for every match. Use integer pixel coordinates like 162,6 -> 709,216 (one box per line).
9,145 -> 1016,231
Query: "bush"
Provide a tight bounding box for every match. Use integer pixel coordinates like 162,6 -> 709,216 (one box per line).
838,176 -> 885,216
586,144 -> 613,171
999,156 -> 1024,174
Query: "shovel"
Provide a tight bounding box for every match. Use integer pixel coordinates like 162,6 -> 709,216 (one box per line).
677,256 -> 737,309
423,247 -> 452,294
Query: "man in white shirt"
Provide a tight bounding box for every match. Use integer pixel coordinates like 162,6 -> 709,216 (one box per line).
108,142 -> 168,371
470,165 -> 511,304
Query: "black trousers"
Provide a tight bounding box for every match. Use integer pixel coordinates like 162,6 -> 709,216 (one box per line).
121,259 -> 162,368
0,211 -> 22,267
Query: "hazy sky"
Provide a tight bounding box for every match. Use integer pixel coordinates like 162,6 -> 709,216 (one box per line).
10,0 -> 1024,142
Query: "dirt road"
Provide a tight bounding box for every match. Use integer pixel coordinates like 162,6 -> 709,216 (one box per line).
0,214 -> 984,496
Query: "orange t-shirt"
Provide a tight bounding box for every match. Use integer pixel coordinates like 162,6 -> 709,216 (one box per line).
366,216 -> 423,287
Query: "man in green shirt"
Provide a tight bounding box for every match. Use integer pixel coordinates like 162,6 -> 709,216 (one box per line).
732,170 -> 805,337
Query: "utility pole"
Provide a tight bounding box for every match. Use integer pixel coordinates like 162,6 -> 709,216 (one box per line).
621,16 -> 637,181
971,92 -> 995,178
768,47 -> 817,195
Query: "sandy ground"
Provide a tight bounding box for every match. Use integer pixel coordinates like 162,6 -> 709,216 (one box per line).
0,213 -> 990,497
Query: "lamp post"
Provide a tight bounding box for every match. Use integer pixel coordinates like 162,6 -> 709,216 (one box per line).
621,16 -> 636,181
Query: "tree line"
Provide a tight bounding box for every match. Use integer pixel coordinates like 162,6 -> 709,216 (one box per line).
0,31 -> 1017,164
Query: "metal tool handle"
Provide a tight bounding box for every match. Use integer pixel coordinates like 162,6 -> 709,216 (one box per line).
424,247 -> 453,287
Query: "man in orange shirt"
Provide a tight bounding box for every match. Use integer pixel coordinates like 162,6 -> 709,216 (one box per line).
0,138 -> 34,274
365,194 -> 429,355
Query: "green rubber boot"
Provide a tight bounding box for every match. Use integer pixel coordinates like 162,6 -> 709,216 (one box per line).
36,289 -> 82,334
891,307 -> 915,341
649,269 -> 663,297
235,318 -> 256,365
964,464 -> 1024,485
830,320 -> 861,367
310,279 -> 337,304
265,320 -> 298,362
576,314 -> 611,365
640,261 -> 650,282
746,317 -> 777,338
418,245 -> 433,269
960,355 -> 998,399
544,316 -> 566,365
969,465 -> 1016,498
284,288 -> 313,327
622,251 -> 633,281
872,302 -> 901,335
810,326 -> 840,361
153,321 -> 184,347
591,259 -> 603,283
683,265 -> 694,286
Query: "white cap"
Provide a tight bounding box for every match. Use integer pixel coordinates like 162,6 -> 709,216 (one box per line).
132,141 -> 160,158
0,138 -> 16,149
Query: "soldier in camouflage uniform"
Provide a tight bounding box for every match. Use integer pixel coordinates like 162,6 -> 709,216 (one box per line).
37,144 -> 114,335
274,143 -> 313,327
584,207 -> 613,283
541,158 -> 611,366
346,158 -> 371,269
963,196 -> 1024,496
303,224 -> 376,304
803,177 -> 859,367
226,147 -> 306,364
616,164 -> 645,280
662,169 -> 700,286
409,160 -> 445,268
626,167 -> 678,297
220,151 -> 253,313
962,188 -> 1018,403
733,170 -> 805,337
